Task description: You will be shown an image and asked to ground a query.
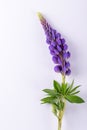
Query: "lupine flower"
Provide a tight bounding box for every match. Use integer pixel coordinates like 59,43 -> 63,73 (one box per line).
38,13 -> 84,130
38,12 -> 71,76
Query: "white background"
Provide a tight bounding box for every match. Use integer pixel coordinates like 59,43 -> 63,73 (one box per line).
0,0 -> 87,130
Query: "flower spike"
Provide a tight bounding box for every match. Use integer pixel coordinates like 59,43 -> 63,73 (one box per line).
38,12 -> 71,76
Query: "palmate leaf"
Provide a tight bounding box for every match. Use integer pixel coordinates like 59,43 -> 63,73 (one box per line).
53,80 -> 61,92
65,95 -> 84,103
41,80 -> 84,107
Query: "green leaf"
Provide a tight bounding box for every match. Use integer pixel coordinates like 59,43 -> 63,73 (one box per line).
41,97 -> 56,104
52,104 -> 57,117
70,85 -> 80,93
65,95 -> 85,103
57,101 -> 64,110
62,83 -> 68,95
53,80 -> 61,92
43,89 -> 58,96
70,91 -> 80,95
66,80 -> 74,94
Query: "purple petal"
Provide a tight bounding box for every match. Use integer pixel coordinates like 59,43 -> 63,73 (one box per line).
61,38 -> 66,44
65,69 -> 71,75
52,56 -> 58,64
58,57 -> 62,65
52,29 -> 56,39
51,41 -> 56,47
62,66 -> 67,73
56,33 -> 61,39
50,50 -> 57,56
45,30 -> 49,36
56,39 -> 61,45
67,51 -> 71,58
65,61 -> 70,68
57,45 -> 62,52
63,52 -> 71,59
54,65 -> 62,72
49,45 -> 54,51
46,39 -> 51,44
63,44 -> 68,50
63,52 -> 67,59
54,49 -> 59,55
49,27 -> 52,33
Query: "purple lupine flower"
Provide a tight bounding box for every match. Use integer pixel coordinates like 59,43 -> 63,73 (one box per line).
38,12 -> 71,76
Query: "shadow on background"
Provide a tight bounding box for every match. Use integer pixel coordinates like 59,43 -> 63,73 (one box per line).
65,101 -> 87,130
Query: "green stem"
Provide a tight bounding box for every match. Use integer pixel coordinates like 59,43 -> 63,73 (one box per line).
58,74 -> 66,130
58,118 -> 61,130
62,74 -> 65,84
58,100 -> 66,130
58,111 -> 62,130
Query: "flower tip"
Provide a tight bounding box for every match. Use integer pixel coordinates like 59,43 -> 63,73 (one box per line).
37,12 -> 43,20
